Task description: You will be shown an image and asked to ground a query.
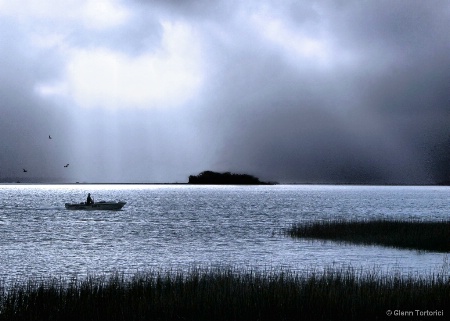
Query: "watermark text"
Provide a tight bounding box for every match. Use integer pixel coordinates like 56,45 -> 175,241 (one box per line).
386,309 -> 444,317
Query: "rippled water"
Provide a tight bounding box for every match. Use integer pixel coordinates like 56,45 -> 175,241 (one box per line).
0,184 -> 449,282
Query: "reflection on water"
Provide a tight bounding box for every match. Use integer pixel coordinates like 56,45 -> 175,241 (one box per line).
0,184 -> 449,283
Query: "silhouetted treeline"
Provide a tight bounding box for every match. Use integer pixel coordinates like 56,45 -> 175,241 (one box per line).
189,171 -> 274,185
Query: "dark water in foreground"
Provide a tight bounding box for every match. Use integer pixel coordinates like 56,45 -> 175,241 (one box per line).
0,184 -> 449,283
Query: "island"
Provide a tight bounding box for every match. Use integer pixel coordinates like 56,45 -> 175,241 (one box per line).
188,171 -> 275,185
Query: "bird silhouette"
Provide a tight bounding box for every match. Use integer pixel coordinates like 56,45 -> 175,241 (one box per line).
49,135 -> 52,139
23,169 -> 27,172
64,164 -> 69,168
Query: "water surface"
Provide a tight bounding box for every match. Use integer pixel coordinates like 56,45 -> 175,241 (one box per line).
1,184 -> 449,283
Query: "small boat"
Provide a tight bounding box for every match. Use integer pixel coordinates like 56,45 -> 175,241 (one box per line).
65,201 -> 126,210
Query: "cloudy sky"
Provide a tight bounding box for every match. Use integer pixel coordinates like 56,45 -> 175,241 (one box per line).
1,0 -> 449,184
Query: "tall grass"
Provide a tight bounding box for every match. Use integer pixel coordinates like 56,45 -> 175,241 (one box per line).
0,267 -> 448,321
287,219 -> 450,252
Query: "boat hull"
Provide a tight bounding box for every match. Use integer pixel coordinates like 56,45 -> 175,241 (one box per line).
65,201 -> 126,210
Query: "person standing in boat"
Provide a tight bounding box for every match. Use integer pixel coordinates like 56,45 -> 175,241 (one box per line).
86,193 -> 94,205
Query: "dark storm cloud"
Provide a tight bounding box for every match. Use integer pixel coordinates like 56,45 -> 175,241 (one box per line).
69,13 -> 163,55
0,18 -> 73,182
1,0 -> 449,184
181,0 -> 450,184
135,0 -> 233,18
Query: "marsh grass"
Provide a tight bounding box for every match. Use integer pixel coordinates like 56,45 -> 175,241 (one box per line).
287,219 -> 450,252
0,267 -> 448,321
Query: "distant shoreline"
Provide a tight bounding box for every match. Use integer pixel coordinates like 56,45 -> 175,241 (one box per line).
188,170 -> 276,185
2,169 -> 450,185
1,182 -> 449,186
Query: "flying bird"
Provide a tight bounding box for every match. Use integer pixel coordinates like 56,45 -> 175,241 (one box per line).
49,135 -> 52,139
23,169 -> 27,172
64,164 -> 69,168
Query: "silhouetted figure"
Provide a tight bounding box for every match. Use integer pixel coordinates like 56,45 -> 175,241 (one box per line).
64,164 -> 69,168
23,169 -> 27,172
86,193 -> 93,205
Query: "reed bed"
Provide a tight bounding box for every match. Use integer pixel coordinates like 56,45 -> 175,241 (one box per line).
0,267 -> 448,321
287,219 -> 450,252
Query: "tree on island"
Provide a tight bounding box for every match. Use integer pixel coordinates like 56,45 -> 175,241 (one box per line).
188,171 -> 274,185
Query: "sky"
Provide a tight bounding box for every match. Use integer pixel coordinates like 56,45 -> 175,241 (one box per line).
1,0 -> 449,184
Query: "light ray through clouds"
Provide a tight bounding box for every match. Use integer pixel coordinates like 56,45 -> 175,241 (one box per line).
34,14 -> 204,109
1,0 -> 449,184
64,26 -> 202,109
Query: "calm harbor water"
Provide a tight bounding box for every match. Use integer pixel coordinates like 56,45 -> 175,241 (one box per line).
0,184 -> 449,283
